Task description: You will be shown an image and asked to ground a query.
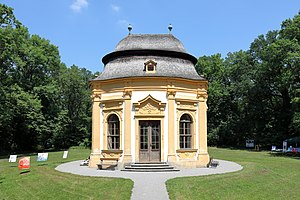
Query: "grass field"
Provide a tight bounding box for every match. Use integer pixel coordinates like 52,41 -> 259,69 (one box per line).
166,147 -> 300,200
0,147 -> 133,200
1,147 -> 299,200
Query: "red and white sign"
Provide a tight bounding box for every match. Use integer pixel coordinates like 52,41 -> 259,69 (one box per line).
18,157 -> 30,170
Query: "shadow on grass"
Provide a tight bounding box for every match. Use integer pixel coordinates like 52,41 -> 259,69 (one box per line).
269,152 -> 300,160
212,145 -> 264,152
19,170 -> 30,175
0,177 -> 4,184
37,163 -> 48,166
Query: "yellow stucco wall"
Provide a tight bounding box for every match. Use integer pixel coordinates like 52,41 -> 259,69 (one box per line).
89,77 -> 209,168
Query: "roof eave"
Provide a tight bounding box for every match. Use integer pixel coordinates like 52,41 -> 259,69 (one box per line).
102,49 -> 198,65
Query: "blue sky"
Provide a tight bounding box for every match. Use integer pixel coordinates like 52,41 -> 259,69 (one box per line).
2,0 -> 300,72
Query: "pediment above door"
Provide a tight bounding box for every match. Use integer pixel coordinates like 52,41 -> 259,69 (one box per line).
133,95 -> 166,116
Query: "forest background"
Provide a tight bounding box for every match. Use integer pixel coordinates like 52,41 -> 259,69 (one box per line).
0,4 -> 299,153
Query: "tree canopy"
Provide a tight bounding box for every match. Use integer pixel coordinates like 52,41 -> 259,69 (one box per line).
196,12 -> 300,148
1,3 -> 299,152
0,4 -> 94,153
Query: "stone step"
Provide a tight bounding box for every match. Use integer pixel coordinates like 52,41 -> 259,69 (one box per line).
124,166 -> 174,170
129,163 -> 170,168
121,168 -> 180,172
122,162 -> 180,172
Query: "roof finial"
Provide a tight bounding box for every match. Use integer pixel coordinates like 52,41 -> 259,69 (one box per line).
168,24 -> 173,34
128,24 -> 132,35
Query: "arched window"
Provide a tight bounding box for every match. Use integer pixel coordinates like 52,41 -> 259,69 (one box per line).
107,114 -> 120,149
179,114 -> 192,149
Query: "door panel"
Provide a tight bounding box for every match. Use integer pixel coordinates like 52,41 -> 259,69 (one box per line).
139,121 -> 160,162
139,124 -> 149,161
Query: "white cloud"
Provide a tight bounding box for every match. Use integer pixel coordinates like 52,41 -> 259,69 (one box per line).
70,0 -> 88,13
111,4 -> 121,13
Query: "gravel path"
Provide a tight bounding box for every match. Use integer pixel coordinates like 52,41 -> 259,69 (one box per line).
55,160 -> 242,200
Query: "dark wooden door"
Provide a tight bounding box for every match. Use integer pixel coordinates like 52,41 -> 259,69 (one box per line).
139,121 -> 160,162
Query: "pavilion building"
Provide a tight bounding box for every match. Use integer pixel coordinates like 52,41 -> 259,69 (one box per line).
89,33 -> 209,168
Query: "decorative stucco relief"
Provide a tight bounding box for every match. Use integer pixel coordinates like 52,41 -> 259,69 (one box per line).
176,99 -> 197,111
140,102 -> 159,114
101,150 -> 123,158
91,93 -> 101,102
176,149 -> 197,160
133,95 -> 166,116
102,100 -> 123,111
123,89 -> 132,99
197,88 -> 208,102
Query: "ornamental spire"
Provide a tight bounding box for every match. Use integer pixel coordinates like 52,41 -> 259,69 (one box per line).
128,24 -> 132,35
168,24 -> 173,34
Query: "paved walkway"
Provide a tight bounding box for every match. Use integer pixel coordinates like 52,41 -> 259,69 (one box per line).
55,160 -> 242,200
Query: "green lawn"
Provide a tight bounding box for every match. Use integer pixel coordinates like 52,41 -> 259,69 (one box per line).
0,147 -> 133,200
2,147 -> 299,200
166,147 -> 300,200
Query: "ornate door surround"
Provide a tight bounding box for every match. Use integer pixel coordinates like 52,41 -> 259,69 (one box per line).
133,95 -> 166,162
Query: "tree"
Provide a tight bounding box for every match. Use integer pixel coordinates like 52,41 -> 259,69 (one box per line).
0,4 -> 93,152
249,14 -> 300,144
195,54 -> 227,145
52,65 -> 93,148
0,4 -> 20,28
0,85 -> 45,151
196,12 -> 300,148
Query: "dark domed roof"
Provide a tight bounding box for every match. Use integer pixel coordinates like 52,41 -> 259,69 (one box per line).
95,34 -> 205,81
115,34 -> 187,53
